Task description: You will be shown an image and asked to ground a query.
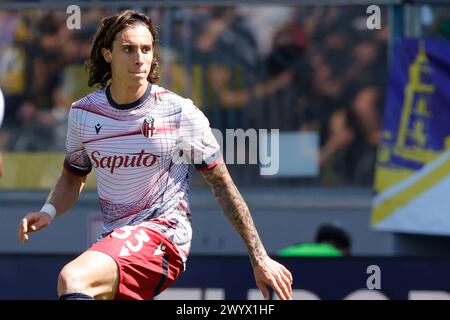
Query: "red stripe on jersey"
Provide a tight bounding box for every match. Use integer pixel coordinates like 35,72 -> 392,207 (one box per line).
196,156 -> 223,172
84,130 -> 142,144
151,91 -> 171,96
72,105 -> 113,118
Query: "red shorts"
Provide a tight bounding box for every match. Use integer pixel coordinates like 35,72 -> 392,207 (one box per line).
88,225 -> 184,300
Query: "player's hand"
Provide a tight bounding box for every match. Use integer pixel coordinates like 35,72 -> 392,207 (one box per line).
18,212 -> 52,244
253,256 -> 293,300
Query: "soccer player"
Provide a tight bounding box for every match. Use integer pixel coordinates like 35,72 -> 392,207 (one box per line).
17,10 -> 292,300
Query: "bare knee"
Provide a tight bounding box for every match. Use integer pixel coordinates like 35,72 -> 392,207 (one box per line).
57,251 -> 119,299
57,264 -> 91,297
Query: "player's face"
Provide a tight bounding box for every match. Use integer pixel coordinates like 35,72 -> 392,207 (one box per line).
107,25 -> 154,87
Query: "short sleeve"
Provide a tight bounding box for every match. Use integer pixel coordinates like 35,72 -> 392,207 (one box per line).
64,107 -> 92,176
178,99 -> 222,171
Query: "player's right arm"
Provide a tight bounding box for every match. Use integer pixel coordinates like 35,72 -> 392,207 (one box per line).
17,101 -> 91,244
18,104 -> 91,244
17,169 -> 87,244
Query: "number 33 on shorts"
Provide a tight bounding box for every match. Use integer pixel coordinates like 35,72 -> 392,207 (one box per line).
88,224 -> 184,299
112,225 -> 151,256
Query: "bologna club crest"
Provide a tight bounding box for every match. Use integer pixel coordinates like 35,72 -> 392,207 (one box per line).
142,115 -> 157,138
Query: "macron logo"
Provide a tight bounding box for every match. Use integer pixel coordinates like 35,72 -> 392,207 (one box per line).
95,123 -> 103,134
153,243 -> 166,256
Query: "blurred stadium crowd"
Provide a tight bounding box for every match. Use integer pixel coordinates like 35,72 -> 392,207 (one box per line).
0,4 -> 446,186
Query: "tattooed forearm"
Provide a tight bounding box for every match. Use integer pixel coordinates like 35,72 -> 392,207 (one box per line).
201,163 -> 268,266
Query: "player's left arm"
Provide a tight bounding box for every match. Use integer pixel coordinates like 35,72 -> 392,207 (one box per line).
200,162 -> 293,300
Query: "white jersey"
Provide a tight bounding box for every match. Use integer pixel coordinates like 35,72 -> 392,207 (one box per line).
64,84 -> 221,261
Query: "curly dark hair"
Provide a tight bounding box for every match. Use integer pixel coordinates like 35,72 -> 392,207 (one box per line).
86,10 -> 159,88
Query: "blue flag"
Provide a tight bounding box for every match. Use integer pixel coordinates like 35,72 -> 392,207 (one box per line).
372,39 -> 450,235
